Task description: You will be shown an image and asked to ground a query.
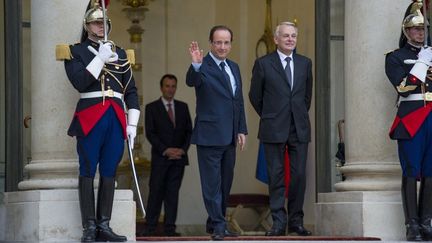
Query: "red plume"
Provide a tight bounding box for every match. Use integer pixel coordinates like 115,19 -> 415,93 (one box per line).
103,0 -> 110,7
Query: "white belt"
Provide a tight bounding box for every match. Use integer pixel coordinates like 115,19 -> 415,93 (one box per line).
80,90 -> 123,100
399,92 -> 432,103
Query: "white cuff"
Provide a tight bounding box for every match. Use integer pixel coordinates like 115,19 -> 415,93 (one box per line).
128,108 -> 140,126
409,62 -> 429,82
192,62 -> 202,72
86,56 -> 104,79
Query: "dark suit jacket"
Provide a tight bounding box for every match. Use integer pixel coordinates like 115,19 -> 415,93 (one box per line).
186,54 -> 248,146
249,51 -> 313,143
145,98 -> 192,166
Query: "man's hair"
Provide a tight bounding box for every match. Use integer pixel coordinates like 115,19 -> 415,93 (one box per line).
160,74 -> 178,88
209,25 -> 233,42
274,22 -> 298,37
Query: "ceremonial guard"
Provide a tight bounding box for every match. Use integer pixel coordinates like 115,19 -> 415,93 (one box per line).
385,0 -> 432,241
57,0 -> 140,241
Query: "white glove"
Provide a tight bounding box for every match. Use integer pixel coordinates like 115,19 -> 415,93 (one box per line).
97,41 -> 118,63
409,47 -> 432,83
86,42 -> 118,79
418,47 -> 432,66
127,109 -> 140,148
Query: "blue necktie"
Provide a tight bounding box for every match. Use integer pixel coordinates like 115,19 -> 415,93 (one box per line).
220,62 -> 234,95
284,57 -> 293,90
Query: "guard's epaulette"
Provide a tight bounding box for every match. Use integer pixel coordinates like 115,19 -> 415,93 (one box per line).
55,44 -> 73,61
384,49 -> 397,56
125,49 -> 135,65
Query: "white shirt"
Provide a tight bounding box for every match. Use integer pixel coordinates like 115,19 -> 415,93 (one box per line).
192,52 -> 237,95
277,49 -> 294,87
161,97 -> 175,118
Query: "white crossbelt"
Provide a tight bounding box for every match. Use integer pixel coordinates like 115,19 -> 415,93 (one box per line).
399,93 -> 432,103
80,90 -> 123,100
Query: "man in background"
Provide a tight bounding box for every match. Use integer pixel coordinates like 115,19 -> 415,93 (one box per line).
142,74 -> 192,237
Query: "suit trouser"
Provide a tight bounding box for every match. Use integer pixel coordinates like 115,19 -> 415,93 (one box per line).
146,163 -> 185,232
263,128 -> 308,229
197,145 -> 236,233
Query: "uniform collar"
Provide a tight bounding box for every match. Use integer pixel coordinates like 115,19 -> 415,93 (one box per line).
405,42 -> 422,53
85,38 -> 99,48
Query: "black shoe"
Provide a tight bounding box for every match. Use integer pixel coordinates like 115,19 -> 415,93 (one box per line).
96,227 -> 127,242
207,228 -> 238,236
288,225 -> 312,236
81,225 -> 97,242
406,220 -> 423,241
223,229 -> 239,237
211,232 -> 224,241
420,219 -> 432,241
164,231 -> 181,237
265,228 -> 285,236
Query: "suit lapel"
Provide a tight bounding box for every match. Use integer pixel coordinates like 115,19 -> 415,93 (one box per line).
270,51 -> 291,91
292,54 -> 301,94
205,54 -> 234,97
173,100 -> 179,126
227,60 -> 239,96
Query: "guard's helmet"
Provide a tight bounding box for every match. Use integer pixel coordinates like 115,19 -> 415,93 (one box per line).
400,0 -> 426,47
83,0 -> 112,34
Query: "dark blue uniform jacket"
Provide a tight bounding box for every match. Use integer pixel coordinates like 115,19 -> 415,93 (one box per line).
64,38 -> 139,137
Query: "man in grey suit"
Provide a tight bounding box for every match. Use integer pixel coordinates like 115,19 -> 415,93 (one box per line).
186,25 -> 247,241
249,22 -> 313,236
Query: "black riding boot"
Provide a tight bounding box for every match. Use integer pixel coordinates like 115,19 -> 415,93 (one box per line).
79,176 -> 97,242
419,177 -> 432,241
95,177 -> 127,242
402,177 -> 422,241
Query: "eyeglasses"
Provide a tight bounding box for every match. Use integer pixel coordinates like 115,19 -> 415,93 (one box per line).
212,41 -> 231,47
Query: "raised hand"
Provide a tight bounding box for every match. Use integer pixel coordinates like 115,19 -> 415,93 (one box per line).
189,41 -> 204,64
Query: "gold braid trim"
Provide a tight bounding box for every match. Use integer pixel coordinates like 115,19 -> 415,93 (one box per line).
125,49 -> 135,65
105,63 -> 131,74
104,69 -> 124,89
107,60 -> 130,68
123,63 -> 133,93
55,44 -> 72,61
397,78 -> 417,93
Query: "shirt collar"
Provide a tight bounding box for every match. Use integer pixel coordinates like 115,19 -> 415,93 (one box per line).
209,51 -> 226,66
277,49 -> 293,63
161,97 -> 174,106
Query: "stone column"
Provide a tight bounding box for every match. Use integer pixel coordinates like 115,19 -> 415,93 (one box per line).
315,0 -> 411,240
0,1 -> 135,241
17,0 -> 85,191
